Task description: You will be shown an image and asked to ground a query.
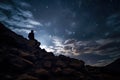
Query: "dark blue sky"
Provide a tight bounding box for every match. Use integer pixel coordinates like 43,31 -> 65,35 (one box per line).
0,0 -> 120,66
30,0 -> 120,40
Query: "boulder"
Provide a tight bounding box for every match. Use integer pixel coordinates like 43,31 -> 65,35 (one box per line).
16,74 -> 38,80
55,60 -> 67,68
52,67 -> 62,74
35,68 -> 48,74
28,40 -> 40,49
55,67 -> 62,72
43,61 -> 52,68
34,68 -> 50,79
44,53 -> 55,60
69,59 -> 85,70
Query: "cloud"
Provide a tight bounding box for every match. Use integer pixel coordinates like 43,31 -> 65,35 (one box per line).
0,3 -> 13,10
0,11 -> 7,21
65,29 -> 75,35
44,22 -> 52,27
12,0 -> 31,8
0,0 -> 42,33
28,19 -> 43,26
63,39 -> 99,56
12,28 -> 31,34
106,13 -> 120,27
52,36 -> 64,47
41,45 -> 55,52
42,36 -> 120,66
93,59 -> 114,66
46,37 -> 99,56
64,39 -> 76,44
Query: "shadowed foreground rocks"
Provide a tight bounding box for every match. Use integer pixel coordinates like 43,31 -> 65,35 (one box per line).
0,23 -> 120,80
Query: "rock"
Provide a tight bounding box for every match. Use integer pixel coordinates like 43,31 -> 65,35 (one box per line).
34,68 -> 50,80
28,40 -> 40,49
11,56 -> 35,70
22,54 -> 36,63
20,57 -> 34,66
55,60 -> 67,68
62,68 -> 75,75
35,68 -> 49,74
69,59 -> 85,70
16,74 -> 39,80
0,74 -> 14,80
52,67 -> 62,74
58,55 -> 70,61
44,52 -> 55,60
43,61 -> 52,68
104,58 -> 120,73
19,51 -> 31,57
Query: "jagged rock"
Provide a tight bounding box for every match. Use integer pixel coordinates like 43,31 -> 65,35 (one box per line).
22,54 -> 36,63
34,68 -> 50,79
43,61 -> 52,68
0,74 -> 14,80
52,67 -> 62,74
44,52 -> 55,60
16,74 -> 39,80
55,60 -> 67,68
104,58 -> 120,73
28,39 -> 40,49
19,51 -> 31,57
58,55 -> 70,61
62,68 -> 76,75
35,68 -> 49,74
19,57 -> 34,66
69,59 -> 85,70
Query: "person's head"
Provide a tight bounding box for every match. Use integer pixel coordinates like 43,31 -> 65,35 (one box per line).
31,30 -> 34,33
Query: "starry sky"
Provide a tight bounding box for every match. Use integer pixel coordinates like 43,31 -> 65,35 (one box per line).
0,0 -> 120,66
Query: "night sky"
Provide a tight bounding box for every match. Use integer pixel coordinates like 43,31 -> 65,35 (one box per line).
0,0 -> 120,66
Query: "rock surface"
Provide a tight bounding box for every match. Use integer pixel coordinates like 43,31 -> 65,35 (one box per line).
0,22 -> 120,80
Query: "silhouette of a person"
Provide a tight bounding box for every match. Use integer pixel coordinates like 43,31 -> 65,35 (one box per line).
28,30 -> 35,40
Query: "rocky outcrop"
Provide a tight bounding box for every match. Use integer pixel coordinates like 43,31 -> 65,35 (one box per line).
0,22 -> 120,80
103,58 -> 120,73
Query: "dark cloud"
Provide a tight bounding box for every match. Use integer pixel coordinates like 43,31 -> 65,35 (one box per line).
64,39 -> 76,44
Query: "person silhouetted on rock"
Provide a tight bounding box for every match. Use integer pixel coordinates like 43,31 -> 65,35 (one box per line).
28,30 -> 41,49
28,30 -> 34,40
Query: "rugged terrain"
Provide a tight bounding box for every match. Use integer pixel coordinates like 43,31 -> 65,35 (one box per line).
0,22 -> 120,80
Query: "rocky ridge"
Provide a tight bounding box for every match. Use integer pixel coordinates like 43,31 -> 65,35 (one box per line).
0,23 -> 120,80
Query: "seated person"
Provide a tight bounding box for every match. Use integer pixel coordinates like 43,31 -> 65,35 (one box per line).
28,30 -> 41,48
28,30 -> 34,40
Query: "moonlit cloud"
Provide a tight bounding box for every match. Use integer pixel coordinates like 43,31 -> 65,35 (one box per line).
12,28 -> 31,34
51,38 -> 97,56
52,36 -> 64,47
0,12 -> 7,21
42,36 -> 120,66
13,0 -> 31,8
0,3 -> 13,10
93,59 -> 114,66
28,20 -> 43,26
17,9 -> 33,18
0,0 -> 42,33
41,45 -> 55,52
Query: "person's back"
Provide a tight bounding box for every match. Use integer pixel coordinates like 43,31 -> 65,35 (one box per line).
28,30 -> 34,40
